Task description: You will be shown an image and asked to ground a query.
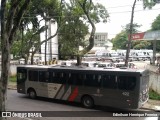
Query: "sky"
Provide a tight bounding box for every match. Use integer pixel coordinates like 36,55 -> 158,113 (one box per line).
94,0 -> 160,39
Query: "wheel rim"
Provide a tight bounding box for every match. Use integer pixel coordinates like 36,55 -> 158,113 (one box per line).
29,91 -> 36,98
83,97 -> 93,107
84,99 -> 91,106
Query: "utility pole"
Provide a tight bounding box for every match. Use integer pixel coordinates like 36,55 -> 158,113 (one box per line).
125,0 -> 137,67
45,14 -> 48,65
152,39 -> 157,65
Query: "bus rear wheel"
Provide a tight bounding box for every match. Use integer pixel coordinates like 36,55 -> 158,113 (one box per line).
81,96 -> 94,108
28,89 -> 36,99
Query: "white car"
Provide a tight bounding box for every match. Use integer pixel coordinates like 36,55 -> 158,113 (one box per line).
97,62 -> 115,68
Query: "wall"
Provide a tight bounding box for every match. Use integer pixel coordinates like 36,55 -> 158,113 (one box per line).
147,65 -> 160,94
10,65 -> 17,76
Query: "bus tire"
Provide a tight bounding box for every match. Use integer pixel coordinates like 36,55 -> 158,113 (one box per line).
28,89 -> 36,99
81,95 -> 94,108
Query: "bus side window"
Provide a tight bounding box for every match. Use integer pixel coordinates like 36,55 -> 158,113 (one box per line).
52,72 -> 66,84
68,73 -> 77,85
84,74 -> 101,87
118,76 -> 136,90
39,71 -> 49,82
77,74 -> 84,86
28,70 -> 38,81
102,75 -> 117,89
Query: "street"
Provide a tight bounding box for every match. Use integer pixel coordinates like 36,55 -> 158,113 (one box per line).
6,90 -> 159,120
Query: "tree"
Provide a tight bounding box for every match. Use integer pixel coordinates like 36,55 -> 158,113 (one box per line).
142,0 -> 158,8
26,0 -> 63,64
112,23 -> 142,49
0,0 -> 31,117
123,23 -> 141,34
59,0 -> 109,65
151,14 -> 160,51
11,30 -> 40,63
112,31 -> 128,50
77,0 -> 108,65
132,40 -> 151,49
10,0 -> 109,65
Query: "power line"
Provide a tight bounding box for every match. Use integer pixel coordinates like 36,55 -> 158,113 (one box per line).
22,7 -> 160,19
106,4 -> 142,9
109,8 -> 160,14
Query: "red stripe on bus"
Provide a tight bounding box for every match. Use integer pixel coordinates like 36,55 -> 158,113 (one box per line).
68,87 -> 78,102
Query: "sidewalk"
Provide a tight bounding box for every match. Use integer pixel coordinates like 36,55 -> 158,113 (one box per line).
143,99 -> 160,111
8,82 -> 17,90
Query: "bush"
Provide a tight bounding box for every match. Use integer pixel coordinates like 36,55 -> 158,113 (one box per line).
9,75 -> 17,82
149,90 -> 160,100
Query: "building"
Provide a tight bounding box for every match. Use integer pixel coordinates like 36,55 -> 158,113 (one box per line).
94,32 -> 108,47
84,32 -> 113,53
40,19 -> 58,62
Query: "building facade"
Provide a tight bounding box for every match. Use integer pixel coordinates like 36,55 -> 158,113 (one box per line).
94,32 -> 108,47
84,32 -> 112,52
40,19 -> 58,62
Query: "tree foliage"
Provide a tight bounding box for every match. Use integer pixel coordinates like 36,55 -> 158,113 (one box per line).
11,30 -> 40,62
112,31 -> 128,50
142,0 -> 157,9
58,0 -> 109,60
112,23 -> 150,50
151,14 -> 160,51
12,0 -> 109,62
151,14 -> 160,30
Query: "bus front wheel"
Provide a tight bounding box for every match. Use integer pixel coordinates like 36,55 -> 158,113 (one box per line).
81,95 -> 94,108
28,89 -> 36,99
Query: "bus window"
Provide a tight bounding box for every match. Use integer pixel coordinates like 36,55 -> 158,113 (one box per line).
76,74 -> 83,86
102,75 -> 117,89
118,76 -> 136,90
28,70 -> 38,81
84,74 -> 101,87
39,71 -> 49,82
68,73 -> 77,85
52,72 -> 66,84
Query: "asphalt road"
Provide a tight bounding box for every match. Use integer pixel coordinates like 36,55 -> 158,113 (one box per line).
5,90 -> 159,120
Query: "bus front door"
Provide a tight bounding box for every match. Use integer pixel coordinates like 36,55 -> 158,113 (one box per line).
17,68 -> 27,94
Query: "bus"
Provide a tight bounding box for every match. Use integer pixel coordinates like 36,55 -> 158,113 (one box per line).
17,65 -> 149,109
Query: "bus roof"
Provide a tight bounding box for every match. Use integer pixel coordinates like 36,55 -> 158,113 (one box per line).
17,65 -> 146,73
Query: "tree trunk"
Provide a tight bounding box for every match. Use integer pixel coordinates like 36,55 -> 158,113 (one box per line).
0,1 -> 9,118
31,53 -> 34,65
77,55 -> 82,66
0,35 -> 10,118
125,0 -> 136,67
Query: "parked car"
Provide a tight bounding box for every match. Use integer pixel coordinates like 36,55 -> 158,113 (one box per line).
97,62 -> 115,68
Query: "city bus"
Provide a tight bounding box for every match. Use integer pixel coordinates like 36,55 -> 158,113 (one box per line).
17,65 -> 149,109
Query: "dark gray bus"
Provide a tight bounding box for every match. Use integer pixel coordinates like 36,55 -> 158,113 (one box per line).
17,65 -> 149,109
